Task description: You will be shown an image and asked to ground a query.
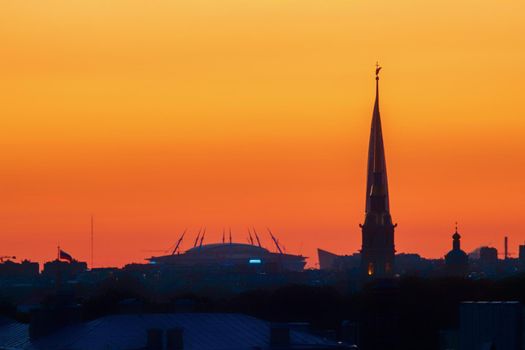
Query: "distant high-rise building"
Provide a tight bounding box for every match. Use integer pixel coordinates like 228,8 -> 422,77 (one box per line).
478,246 -> 499,275
479,247 -> 498,265
519,245 -> 525,268
360,65 -> 396,278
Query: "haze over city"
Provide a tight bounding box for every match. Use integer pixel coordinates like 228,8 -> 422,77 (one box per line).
1,0 -> 525,267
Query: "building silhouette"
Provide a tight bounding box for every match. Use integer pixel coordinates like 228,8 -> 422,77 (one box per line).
317,249 -> 360,271
42,259 -> 88,283
360,66 -> 396,278
0,259 -> 39,281
0,313 -> 354,350
459,301 -> 522,350
519,244 -> 525,269
479,247 -> 498,265
444,225 -> 468,275
477,246 -> 499,276
147,242 -> 306,273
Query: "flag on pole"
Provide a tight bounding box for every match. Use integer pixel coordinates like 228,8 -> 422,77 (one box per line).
59,249 -> 73,262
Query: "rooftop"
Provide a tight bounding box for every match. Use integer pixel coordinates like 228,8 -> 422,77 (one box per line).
0,313 -> 344,350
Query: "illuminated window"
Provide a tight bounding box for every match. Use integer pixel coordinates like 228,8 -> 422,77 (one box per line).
368,263 -> 374,276
249,259 -> 262,264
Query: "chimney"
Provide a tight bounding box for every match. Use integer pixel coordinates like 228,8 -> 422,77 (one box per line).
270,323 -> 290,347
504,236 -> 508,260
147,328 -> 163,350
166,327 -> 184,350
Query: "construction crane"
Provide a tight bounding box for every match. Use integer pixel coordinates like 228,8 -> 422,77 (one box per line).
267,228 -> 283,254
0,256 -> 16,263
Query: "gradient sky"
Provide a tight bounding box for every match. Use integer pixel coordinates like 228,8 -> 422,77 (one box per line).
1,0 -> 524,267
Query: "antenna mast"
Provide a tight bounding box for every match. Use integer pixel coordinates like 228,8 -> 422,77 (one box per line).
199,228 -> 206,247
193,227 -> 202,248
172,229 -> 186,255
247,228 -> 254,245
90,215 -> 94,269
253,227 -> 262,247
267,228 -> 283,254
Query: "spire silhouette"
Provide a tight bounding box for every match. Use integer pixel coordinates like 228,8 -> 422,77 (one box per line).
360,64 -> 396,278
365,63 -> 390,214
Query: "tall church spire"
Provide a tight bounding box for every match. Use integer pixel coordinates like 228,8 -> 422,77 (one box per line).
360,63 -> 395,278
365,62 -> 390,214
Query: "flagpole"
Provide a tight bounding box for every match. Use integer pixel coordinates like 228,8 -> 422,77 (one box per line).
91,215 -> 94,270
56,244 -> 62,291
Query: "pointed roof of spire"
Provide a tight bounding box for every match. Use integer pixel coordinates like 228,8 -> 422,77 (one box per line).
365,63 -> 390,214
453,222 -> 461,240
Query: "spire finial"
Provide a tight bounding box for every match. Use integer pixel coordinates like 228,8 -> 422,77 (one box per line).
375,61 -> 382,80
455,222 -> 458,233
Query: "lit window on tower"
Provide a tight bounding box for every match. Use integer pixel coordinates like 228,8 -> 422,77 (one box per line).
368,263 -> 374,276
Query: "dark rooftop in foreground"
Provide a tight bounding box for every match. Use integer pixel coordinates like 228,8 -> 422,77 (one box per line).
0,313 -> 350,350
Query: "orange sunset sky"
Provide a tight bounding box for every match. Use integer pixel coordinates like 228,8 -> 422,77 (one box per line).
1,0 -> 525,267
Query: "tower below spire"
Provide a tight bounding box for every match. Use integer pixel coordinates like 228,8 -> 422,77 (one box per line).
360,65 -> 396,278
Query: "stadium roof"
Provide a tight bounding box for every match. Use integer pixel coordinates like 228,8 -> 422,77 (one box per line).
185,243 -> 269,254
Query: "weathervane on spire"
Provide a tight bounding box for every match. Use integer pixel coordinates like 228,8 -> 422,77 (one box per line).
375,61 -> 382,80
